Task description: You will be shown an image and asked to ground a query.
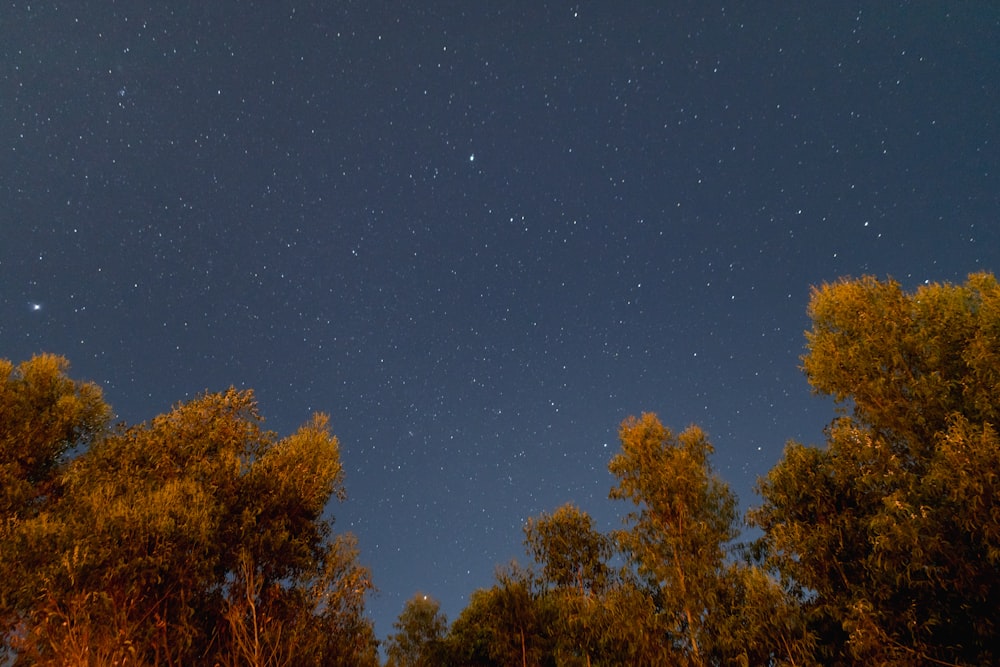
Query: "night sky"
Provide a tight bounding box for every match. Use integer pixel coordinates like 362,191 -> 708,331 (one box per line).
3,2 -> 999,641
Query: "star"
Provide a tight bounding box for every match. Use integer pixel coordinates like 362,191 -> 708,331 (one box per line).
4,1 -> 996,648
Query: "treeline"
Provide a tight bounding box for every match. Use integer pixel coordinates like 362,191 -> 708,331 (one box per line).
386,413 -> 808,667
4,273 -> 1000,666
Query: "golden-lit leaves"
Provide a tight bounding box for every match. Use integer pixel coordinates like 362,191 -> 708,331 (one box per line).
524,502 -> 611,596
385,592 -> 448,667
0,371 -> 375,665
0,354 -> 109,519
610,414 -> 736,573
609,412 -> 738,666
804,272 -> 1000,444
253,412 -> 345,514
755,272 -> 1000,665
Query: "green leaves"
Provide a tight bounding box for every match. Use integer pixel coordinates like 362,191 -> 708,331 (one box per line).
386,593 -> 449,667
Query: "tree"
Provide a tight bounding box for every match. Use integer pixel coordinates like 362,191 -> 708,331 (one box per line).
524,503 -> 611,597
0,354 -> 110,660
751,273 -> 1000,665
0,363 -> 378,665
220,532 -> 379,667
445,564 -> 552,667
491,564 -> 550,667
523,503 -> 611,666
589,575 -> 678,667
386,593 -> 448,667
445,587 -> 502,667
702,562 -> 816,667
609,413 -> 738,666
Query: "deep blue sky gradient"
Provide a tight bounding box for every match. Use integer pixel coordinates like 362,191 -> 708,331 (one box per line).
3,1 -> 999,641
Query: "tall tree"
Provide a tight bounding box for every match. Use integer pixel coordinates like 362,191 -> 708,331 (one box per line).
492,564 -> 550,667
386,593 -> 448,667
445,564 -> 552,667
523,503 -> 612,666
445,587 -> 502,667
752,273 -> 1000,665
0,354 -> 110,660
609,413 -> 738,666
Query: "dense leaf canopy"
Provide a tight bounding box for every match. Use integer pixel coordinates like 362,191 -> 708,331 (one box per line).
4,273 -> 999,666
0,358 -> 377,666
753,272 -> 1000,666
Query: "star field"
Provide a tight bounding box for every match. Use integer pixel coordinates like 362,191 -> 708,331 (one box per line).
2,2 -> 999,641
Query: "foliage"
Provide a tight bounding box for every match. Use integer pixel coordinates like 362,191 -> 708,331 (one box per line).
0,357 -> 377,665
523,504 -> 612,666
435,414 -> 810,666
524,503 -> 612,597
609,413 -> 737,666
443,565 -> 546,667
445,586 -> 511,667
386,593 -> 449,667
751,273 -> 1000,665
0,354 -> 111,661
8,272 -> 1000,666
0,354 -> 109,522
703,563 -> 816,667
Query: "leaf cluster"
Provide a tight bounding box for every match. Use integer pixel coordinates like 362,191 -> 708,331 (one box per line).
0,361 -> 378,666
753,272 -> 1000,665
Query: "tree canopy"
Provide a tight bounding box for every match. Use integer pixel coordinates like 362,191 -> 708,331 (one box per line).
609,414 -> 737,665
0,357 -> 377,666
6,272 -> 1000,665
752,272 -> 1000,665
385,593 -> 448,667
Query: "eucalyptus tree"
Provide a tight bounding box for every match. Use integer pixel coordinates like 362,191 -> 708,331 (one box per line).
609,413 -> 737,666
753,273 -> 1000,665
386,593 -> 448,667
524,503 -> 612,666
0,354 -> 110,660
0,358 -> 378,665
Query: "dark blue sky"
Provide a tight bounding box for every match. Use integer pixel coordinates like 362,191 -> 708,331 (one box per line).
3,1 -> 999,641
